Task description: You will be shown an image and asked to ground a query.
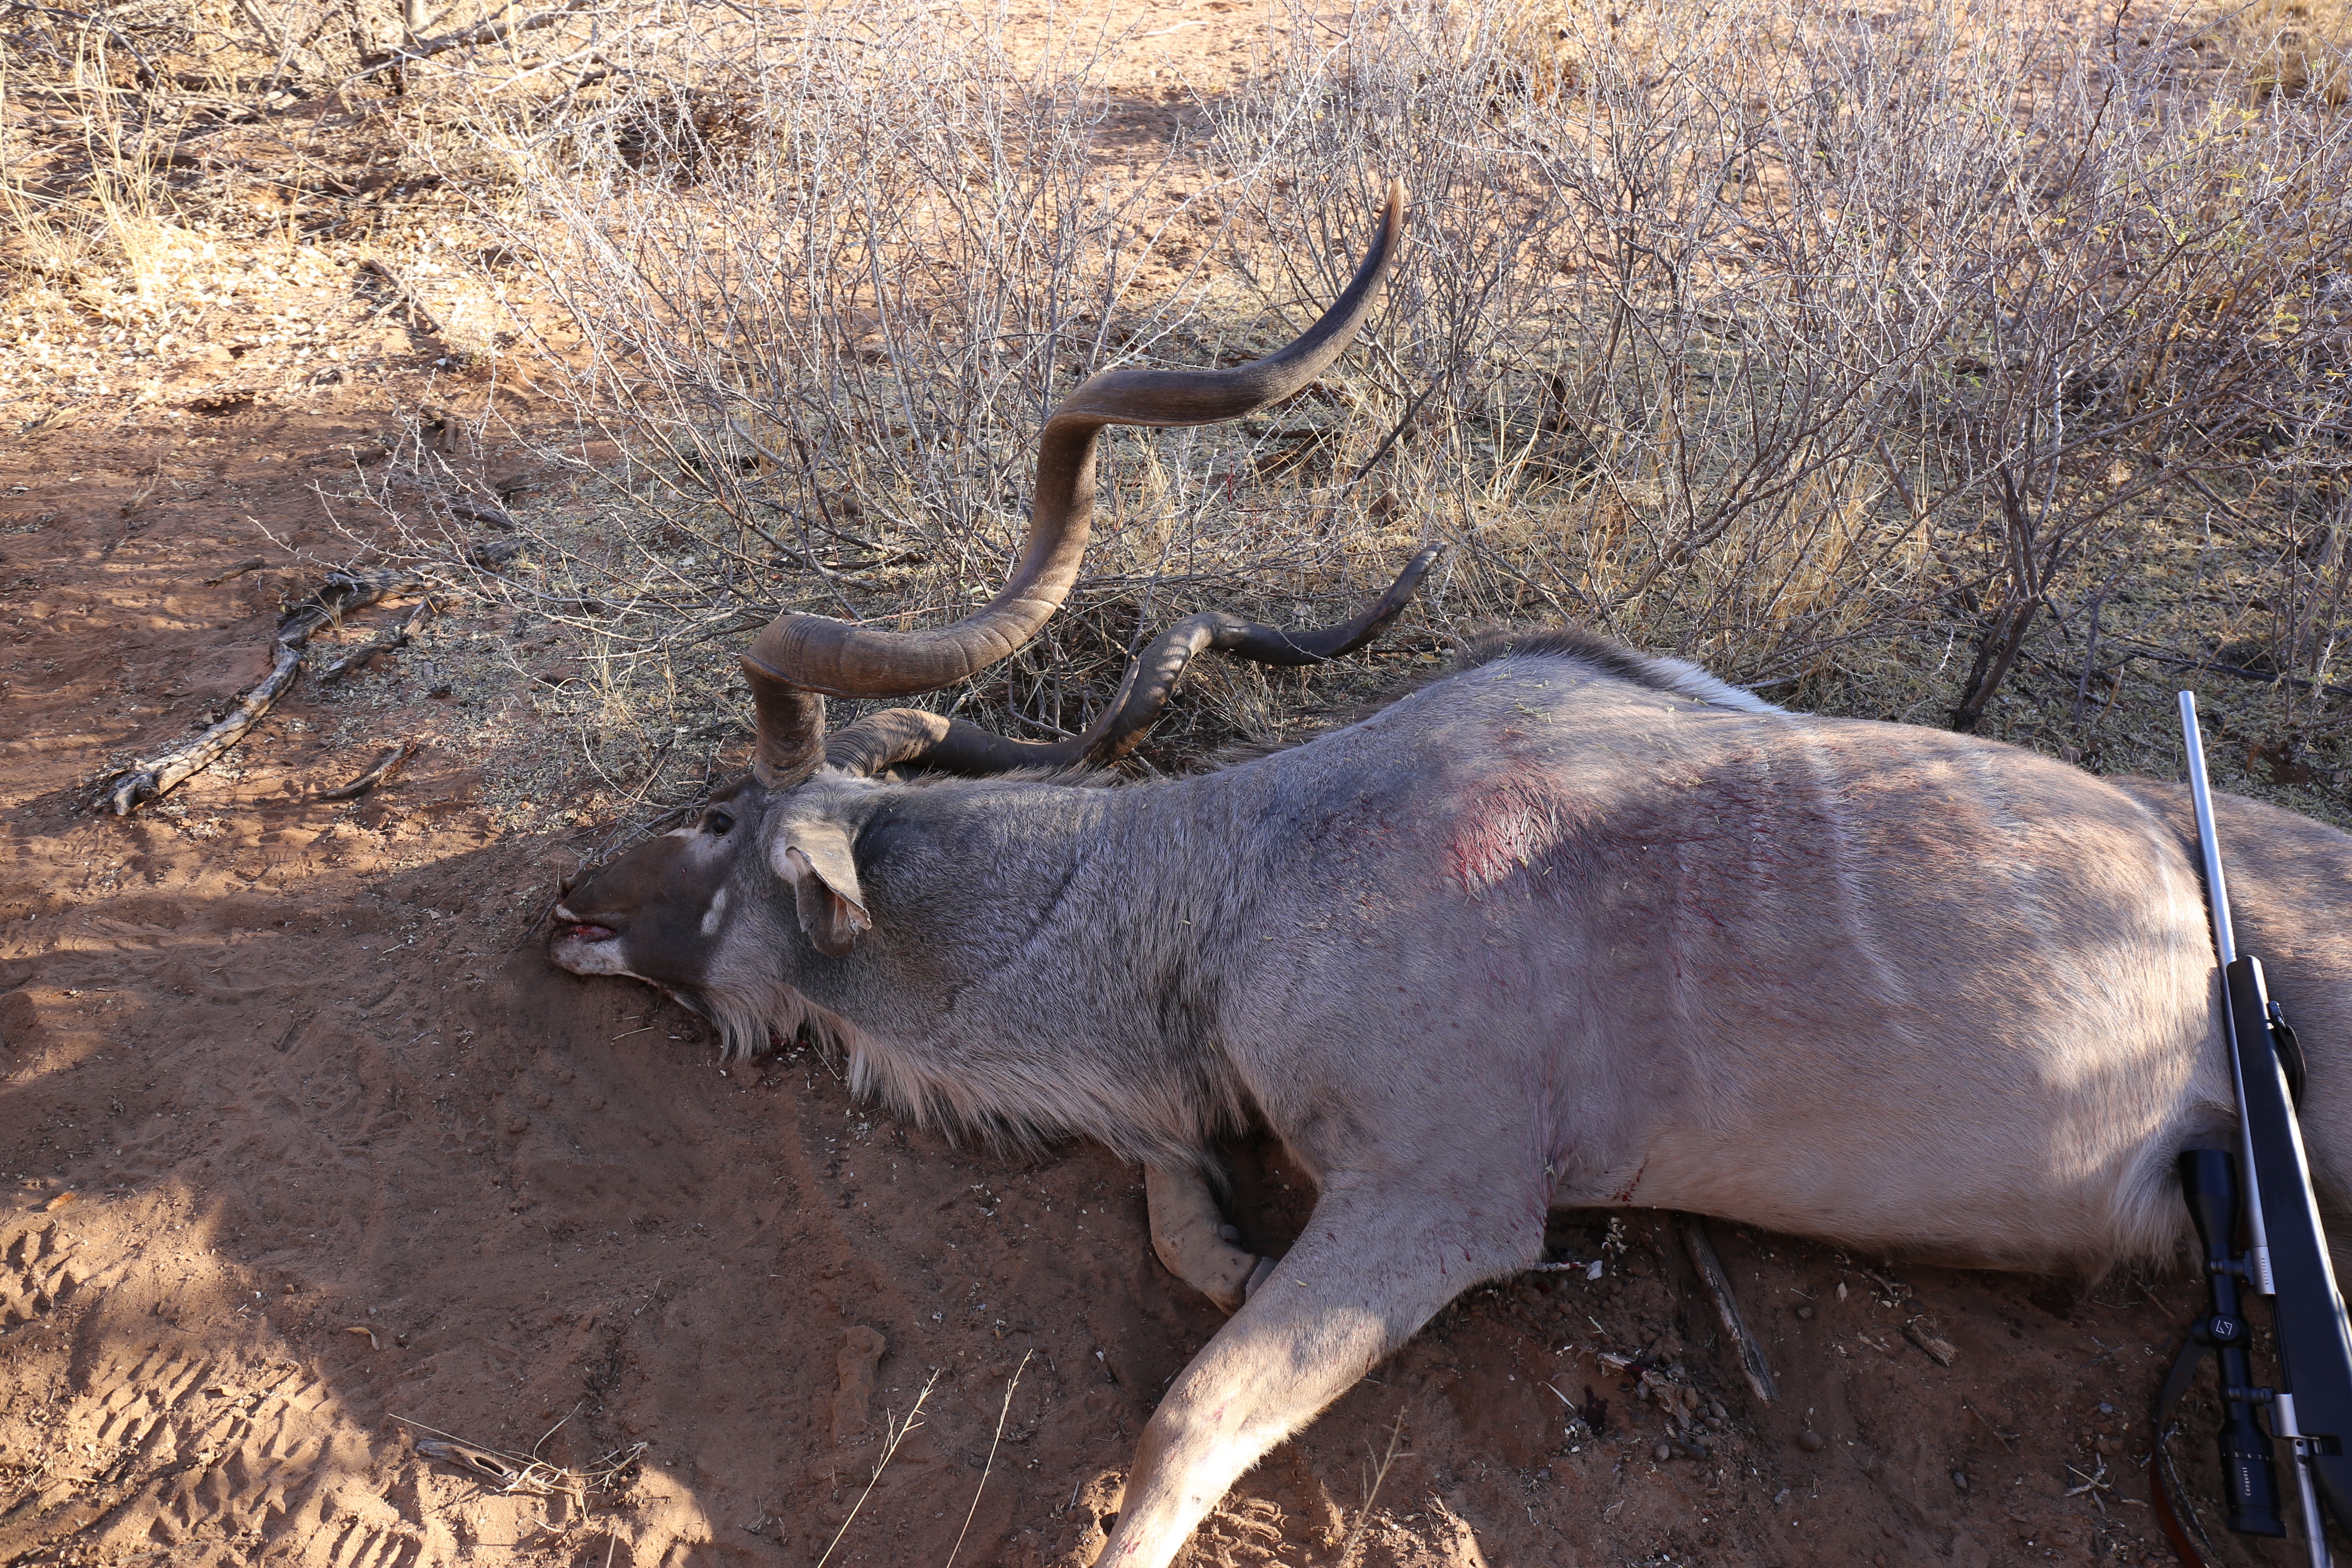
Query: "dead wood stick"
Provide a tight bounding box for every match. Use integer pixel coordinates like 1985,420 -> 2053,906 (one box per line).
279,566 -> 442,641
347,0 -> 620,79
438,0 -> 616,54
203,555 -> 268,586
2109,637 -> 2352,704
358,254 -> 451,339
320,597 -> 438,682
1963,1400 -> 2018,1452
315,740 -> 420,801
104,565 -> 445,815
105,642 -> 303,815
1680,1216 -> 1777,1404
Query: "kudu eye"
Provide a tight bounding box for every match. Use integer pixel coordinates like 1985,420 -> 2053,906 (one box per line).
703,808 -> 735,837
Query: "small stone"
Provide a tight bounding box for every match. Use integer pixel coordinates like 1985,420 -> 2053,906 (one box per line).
1795,1304 -> 1816,1320
1796,1430 -> 1826,1452
1951,1470 -> 1970,1492
1654,1442 -> 1673,1462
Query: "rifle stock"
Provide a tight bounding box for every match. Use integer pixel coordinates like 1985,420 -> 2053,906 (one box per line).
2171,692 -> 2352,1565
2228,955 -> 2352,1520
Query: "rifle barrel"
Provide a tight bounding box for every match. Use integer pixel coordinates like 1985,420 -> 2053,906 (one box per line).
2179,694 -> 2275,1295
2179,691 -> 2238,967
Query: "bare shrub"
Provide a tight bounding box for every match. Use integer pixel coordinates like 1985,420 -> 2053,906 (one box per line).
326,0 -> 2352,824
0,0 -> 704,417
2194,0 -> 2352,104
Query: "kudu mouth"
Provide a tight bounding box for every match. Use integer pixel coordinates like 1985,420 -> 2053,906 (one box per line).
734,179 -> 1426,786
549,900 -> 617,943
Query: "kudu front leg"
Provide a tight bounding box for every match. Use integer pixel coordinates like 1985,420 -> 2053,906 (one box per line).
1096,1180 -> 1540,1568
1144,1164 -> 1270,1314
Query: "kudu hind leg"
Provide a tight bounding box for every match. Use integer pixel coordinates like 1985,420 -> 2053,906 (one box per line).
1145,1164 -> 1270,1314
1097,1183 -> 1541,1568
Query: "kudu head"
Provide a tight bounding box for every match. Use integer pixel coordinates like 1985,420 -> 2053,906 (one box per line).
548,181 -> 1430,1038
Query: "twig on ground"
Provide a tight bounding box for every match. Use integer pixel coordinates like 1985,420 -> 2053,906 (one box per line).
1964,1401 -> 2018,1452
343,0 -> 623,83
2068,562 -> 2134,729
315,739 -> 420,801
1679,1216 -> 1777,1404
2065,1455 -> 2116,1514
117,454 -> 168,520
104,641 -> 303,815
1342,367 -> 1452,490
398,1413 -> 644,1500
2111,640 -> 2352,704
203,556 -> 268,586
2180,470 -> 2251,528
104,564 -> 449,814
320,597 -> 439,682
358,254 -> 451,339
2154,1422 -> 2219,1555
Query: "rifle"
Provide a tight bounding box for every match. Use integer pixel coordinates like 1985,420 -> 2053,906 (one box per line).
2156,692 -> 2352,1566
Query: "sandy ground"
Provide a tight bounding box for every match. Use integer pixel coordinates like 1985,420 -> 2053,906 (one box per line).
0,1 -> 2328,1565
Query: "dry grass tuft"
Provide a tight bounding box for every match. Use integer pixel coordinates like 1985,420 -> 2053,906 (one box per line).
814,1370 -> 938,1568
399,1413 -> 645,1501
1335,1409 -> 1409,1565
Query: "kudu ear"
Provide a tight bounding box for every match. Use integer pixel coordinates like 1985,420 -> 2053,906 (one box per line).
772,819 -> 871,958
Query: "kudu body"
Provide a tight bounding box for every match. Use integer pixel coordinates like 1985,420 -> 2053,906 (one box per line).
546,185 -> 2352,1567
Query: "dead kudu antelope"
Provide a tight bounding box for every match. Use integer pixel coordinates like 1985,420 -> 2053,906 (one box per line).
549,183 -> 2352,1566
